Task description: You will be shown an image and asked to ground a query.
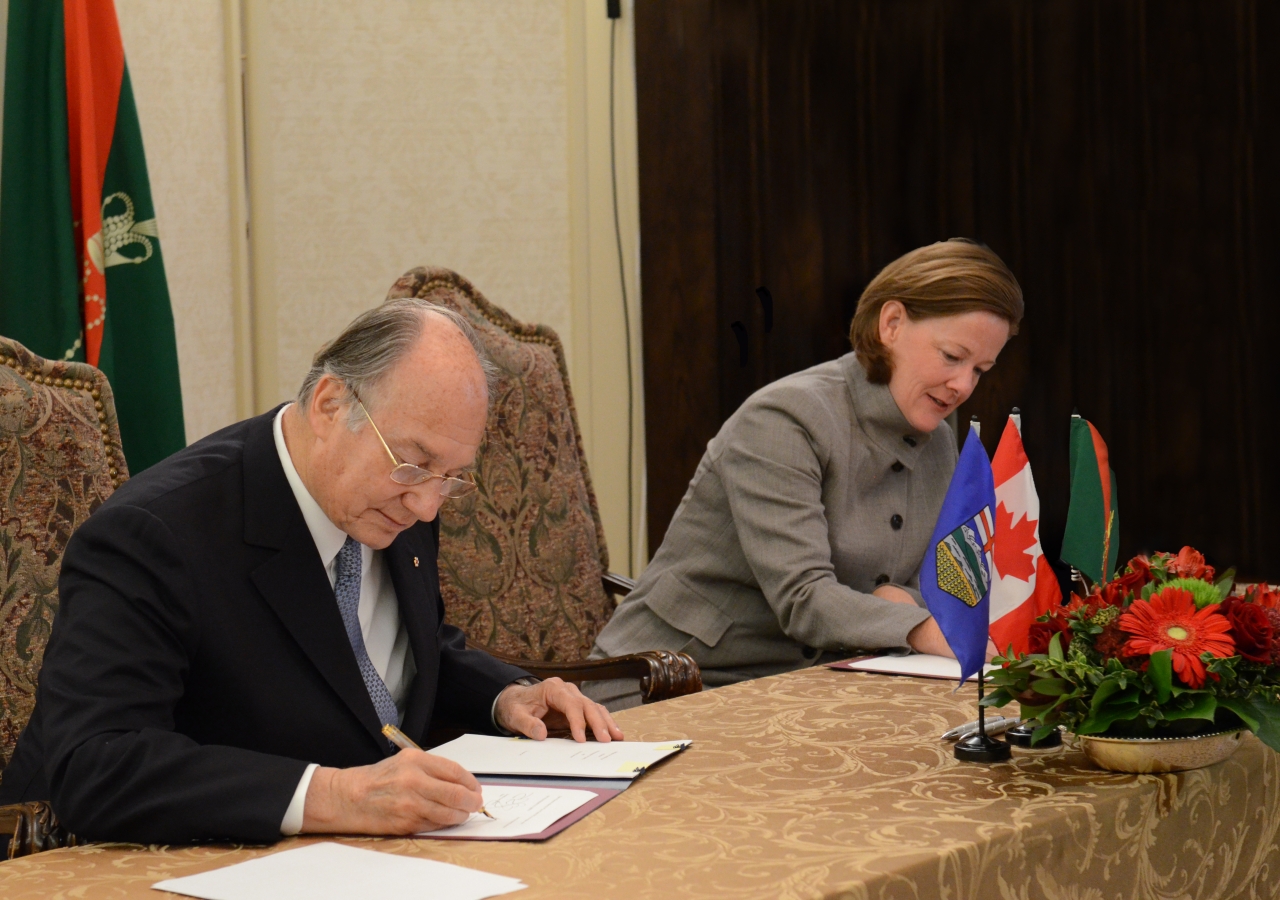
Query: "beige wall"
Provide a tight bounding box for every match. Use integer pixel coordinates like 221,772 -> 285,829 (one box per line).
116,0 -> 645,574
243,0 -> 575,405
115,0 -> 239,446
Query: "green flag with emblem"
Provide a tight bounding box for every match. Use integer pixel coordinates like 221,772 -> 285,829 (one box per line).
1,0 -> 184,473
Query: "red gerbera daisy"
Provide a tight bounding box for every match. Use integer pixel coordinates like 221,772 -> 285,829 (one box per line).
1117,586 -> 1236,688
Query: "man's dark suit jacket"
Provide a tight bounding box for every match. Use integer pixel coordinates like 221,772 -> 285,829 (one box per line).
0,409 -> 527,843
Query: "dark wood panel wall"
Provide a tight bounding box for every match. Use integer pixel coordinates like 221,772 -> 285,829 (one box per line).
636,0 -> 1278,580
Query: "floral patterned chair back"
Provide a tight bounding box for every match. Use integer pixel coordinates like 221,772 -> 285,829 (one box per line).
386,268 -> 614,662
0,337 -> 127,770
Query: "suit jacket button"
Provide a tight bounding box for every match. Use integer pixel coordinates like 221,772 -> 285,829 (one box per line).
890,514 -> 903,530
875,574 -> 890,585
413,556 -> 420,567
902,435 -> 917,447
891,461 -> 905,472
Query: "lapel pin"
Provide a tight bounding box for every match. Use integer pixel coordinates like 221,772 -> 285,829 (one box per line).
413,556 -> 420,567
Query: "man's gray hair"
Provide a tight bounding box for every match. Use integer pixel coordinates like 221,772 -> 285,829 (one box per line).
297,299 -> 498,428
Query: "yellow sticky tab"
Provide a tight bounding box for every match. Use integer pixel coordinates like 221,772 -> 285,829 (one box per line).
654,742 -> 691,752
618,761 -> 649,774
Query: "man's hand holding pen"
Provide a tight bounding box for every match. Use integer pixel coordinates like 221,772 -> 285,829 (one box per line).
301,746 -> 486,834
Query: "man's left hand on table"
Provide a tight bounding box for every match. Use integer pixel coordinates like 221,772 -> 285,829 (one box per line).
494,677 -> 624,743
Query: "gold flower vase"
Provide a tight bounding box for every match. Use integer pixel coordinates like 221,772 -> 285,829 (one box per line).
1078,729 -> 1246,773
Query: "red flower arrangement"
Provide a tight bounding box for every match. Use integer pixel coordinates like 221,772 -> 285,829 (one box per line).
987,548 -> 1280,749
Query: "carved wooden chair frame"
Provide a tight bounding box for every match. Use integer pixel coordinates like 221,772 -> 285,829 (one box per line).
386,268 -> 701,702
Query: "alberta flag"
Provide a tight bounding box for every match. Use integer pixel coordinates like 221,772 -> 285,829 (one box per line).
920,427 -> 998,684
0,0 -> 185,472
988,413 -> 1063,655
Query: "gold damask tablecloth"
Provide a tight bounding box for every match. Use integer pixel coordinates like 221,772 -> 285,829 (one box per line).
2,666 -> 1278,900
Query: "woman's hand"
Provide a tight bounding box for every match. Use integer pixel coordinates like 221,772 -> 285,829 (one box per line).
876,586 -> 956,658
905,616 -> 999,661
875,585 -> 997,661
906,616 -> 954,657
872,584 -> 919,606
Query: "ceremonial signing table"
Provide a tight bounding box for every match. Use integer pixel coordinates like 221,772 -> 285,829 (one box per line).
2,666 -> 1278,900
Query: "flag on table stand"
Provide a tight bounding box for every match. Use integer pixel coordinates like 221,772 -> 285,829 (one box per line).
920,425 -> 998,686
0,0 -> 185,472
988,411 -> 1063,655
1060,414 -> 1120,587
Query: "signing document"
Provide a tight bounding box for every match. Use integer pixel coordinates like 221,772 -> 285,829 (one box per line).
420,784 -> 596,839
152,842 -> 525,900
432,734 -> 692,778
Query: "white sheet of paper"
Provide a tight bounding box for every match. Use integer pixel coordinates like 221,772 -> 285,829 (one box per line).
420,784 -> 595,838
151,841 -> 525,900
430,735 -> 692,779
839,654 -> 997,681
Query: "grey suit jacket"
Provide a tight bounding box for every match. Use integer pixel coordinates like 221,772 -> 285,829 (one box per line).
594,353 -> 958,686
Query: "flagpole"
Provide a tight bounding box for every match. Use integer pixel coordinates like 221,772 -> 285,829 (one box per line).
954,670 -> 1012,762
1003,405 -> 1064,750
1070,566 -> 1089,596
954,415 -> 1011,763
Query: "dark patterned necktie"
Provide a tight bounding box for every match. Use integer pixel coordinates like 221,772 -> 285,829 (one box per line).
334,536 -> 401,729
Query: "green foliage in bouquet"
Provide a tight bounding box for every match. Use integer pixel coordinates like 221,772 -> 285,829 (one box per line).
984,547 -> 1280,749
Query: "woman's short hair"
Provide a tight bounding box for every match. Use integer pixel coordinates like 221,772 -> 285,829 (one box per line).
849,238 -> 1024,384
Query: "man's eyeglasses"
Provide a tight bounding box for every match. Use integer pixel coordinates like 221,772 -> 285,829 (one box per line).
354,396 -> 479,499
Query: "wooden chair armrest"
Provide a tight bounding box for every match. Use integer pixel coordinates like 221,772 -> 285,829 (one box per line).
0,801 -> 78,859
602,571 -> 636,598
488,649 -> 702,704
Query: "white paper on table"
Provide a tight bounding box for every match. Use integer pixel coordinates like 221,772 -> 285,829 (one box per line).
419,784 -> 595,838
430,734 -> 693,779
151,841 -> 525,900
835,654 -> 998,681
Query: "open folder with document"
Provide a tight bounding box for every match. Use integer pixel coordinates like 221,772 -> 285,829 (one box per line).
827,653 -> 997,681
430,734 -> 693,779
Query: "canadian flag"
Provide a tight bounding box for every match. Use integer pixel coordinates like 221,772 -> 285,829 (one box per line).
988,413 -> 1062,654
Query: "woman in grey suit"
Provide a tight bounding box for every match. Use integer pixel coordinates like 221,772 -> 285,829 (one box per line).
589,239 -> 1024,709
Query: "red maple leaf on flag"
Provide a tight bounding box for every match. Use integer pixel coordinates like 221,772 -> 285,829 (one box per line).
994,501 -> 1038,582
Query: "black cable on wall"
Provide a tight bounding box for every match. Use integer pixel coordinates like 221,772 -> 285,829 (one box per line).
607,0 -> 634,572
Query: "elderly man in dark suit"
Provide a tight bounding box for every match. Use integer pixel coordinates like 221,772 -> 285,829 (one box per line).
0,300 -> 622,843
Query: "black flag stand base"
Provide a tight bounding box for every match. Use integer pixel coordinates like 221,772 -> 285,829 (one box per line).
1004,721 -> 1063,748
955,675 -> 1012,763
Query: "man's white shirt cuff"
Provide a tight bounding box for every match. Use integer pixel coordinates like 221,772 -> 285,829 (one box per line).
280,763 -> 319,835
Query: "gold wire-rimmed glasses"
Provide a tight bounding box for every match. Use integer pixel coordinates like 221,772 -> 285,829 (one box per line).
354,396 -> 479,499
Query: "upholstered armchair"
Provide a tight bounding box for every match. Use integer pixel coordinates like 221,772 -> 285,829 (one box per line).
386,268 -> 701,703
0,337 -> 128,857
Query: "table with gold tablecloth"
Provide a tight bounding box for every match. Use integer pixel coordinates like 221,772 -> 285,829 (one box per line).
2,666 -> 1278,900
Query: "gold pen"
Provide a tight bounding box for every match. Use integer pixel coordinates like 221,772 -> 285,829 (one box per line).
382,724 -> 494,819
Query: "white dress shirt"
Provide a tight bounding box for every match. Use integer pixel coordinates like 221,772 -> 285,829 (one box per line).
273,405 -> 415,834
